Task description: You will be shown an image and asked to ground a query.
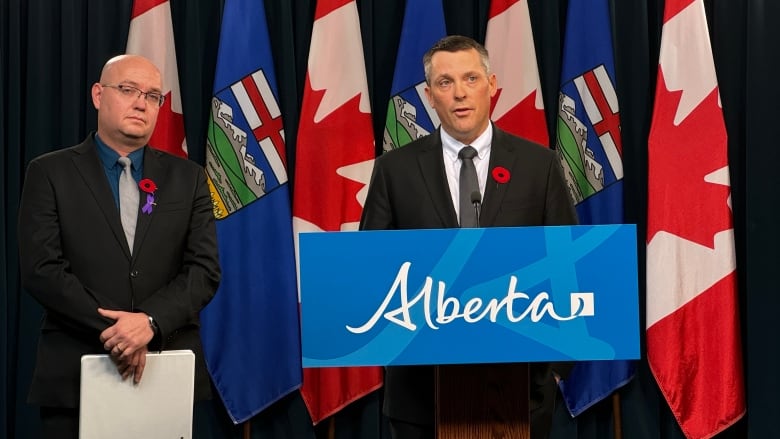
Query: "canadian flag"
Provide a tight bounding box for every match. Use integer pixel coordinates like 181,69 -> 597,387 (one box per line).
646,1 -> 745,438
126,0 -> 187,157
292,0 -> 383,424
485,0 -> 549,146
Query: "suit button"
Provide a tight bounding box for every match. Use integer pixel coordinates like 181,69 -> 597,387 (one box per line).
130,270 -> 139,278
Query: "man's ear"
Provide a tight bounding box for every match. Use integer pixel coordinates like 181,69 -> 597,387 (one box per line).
91,83 -> 102,110
424,85 -> 434,108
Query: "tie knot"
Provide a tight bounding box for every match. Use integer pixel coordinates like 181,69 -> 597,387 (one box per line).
458,145 -> 477,160
117,156 -> 133,171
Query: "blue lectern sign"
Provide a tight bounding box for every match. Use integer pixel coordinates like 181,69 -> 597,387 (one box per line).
299,225 -> 639,367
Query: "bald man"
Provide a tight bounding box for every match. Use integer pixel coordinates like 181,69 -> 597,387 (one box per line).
18,54 -> 221,438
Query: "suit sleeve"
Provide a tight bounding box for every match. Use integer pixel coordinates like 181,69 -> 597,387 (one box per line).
18,160 -> 118,333
134,167 -> 221,339
543,155 -> 578,226
360,158 -> 395,231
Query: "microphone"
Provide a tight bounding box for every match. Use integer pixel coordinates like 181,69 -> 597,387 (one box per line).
470,190 -> 482,228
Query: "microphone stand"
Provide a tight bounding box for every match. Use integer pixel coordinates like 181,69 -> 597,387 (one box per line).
470,190 -> 482,228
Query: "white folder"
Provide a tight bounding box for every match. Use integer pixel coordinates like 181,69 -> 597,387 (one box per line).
79,350 -> 195,439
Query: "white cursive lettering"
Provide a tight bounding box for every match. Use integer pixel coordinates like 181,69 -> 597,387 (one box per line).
346,262 -> 594,333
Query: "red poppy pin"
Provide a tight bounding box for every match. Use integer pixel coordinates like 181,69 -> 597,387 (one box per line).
138,178 -> 157,214
492,166 -> 511,184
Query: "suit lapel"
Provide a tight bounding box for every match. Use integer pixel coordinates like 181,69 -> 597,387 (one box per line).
417,130 -> 459,228
71,138 -> 132,258
481,128 -> 517,227
133,147 -> 168,257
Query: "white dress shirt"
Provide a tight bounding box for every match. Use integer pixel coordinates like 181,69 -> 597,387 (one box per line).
440,125 -> 493,223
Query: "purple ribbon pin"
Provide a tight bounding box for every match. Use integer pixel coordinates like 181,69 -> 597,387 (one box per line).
142,194 -> 155,214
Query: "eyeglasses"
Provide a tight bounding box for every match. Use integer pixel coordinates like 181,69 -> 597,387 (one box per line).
101,84 -> 165,107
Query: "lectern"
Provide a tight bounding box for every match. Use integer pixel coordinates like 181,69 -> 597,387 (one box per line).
436,364 -> 529,438
299,226 -> 640,439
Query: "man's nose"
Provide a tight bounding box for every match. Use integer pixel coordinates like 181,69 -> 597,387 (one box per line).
133,93 -> 148,109
453,81 -> 467,99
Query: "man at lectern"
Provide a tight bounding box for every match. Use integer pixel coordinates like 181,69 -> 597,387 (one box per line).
18,54 -> 221,438
361,35 -> 577,439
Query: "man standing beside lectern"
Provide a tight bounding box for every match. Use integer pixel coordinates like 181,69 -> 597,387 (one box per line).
17,54 -> 221,438
360,35 -> 577,439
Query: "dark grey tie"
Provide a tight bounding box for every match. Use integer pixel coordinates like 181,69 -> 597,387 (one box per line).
117,156 -> 139,254
458,145 -> 480,227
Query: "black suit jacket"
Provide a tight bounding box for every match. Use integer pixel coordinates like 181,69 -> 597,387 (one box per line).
18,134 -> 221,408
360,125 -> 577,425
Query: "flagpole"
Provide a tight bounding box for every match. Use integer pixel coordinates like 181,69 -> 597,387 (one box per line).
612,393 -> 622,439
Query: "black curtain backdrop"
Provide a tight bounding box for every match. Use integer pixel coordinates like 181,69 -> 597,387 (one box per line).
2,0 -> 777,438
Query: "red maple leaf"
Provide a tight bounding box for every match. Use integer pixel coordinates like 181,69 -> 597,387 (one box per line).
491,88 -> 549,146
647,68 -> 733,248
149,91 -> 186,157
294,75 -> 375,232
294,69 -> 382,425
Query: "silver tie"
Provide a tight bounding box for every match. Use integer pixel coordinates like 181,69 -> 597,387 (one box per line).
458,146 -> 480,228
117,156 -> 139,254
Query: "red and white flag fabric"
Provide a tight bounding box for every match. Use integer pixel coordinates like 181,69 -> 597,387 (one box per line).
126,0 -> 187,157
485,0 -> 549,146
646,1 -> 745,437
292,0 -> 383,424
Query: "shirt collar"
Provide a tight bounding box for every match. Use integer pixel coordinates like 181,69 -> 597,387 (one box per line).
94,133 -> 145,170
440,124 -> 493,162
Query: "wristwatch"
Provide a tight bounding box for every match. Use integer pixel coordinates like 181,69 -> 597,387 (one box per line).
148,314 -> 160,335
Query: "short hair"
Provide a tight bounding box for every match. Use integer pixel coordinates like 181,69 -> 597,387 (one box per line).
423,35 -> 491,84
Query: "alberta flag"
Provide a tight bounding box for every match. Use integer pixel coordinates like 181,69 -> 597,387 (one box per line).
200,0 -> 301,424
555,0 -> 634,416
383,0 -> 445,151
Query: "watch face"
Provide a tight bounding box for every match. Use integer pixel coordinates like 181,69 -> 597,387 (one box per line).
148,315 -> 158,333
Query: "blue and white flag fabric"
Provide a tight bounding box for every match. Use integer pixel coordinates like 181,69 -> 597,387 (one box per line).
200,0 -> 301,424
555,0 -> 635,416
383,0 -> 446,151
